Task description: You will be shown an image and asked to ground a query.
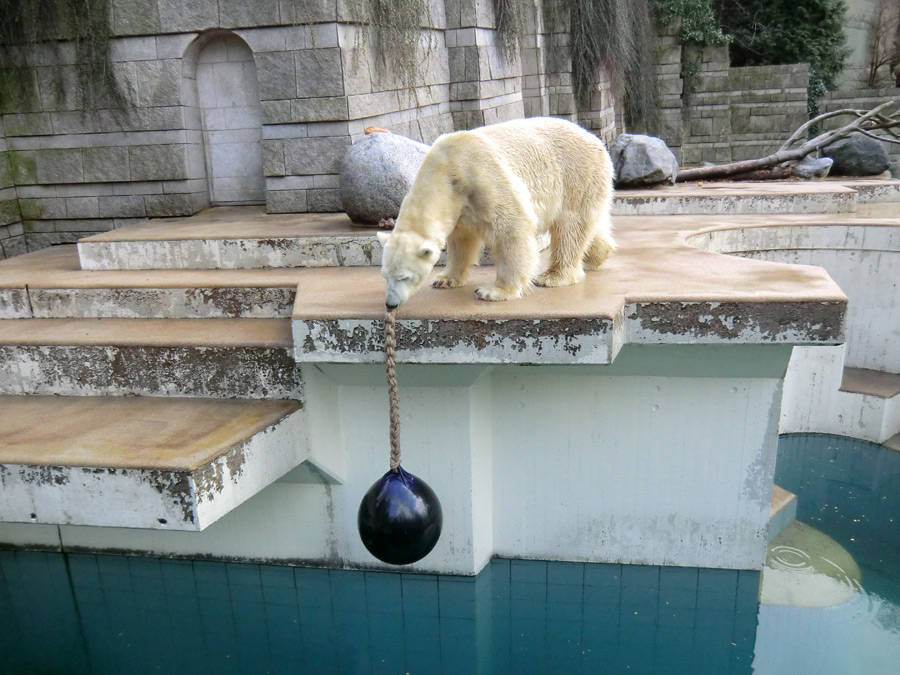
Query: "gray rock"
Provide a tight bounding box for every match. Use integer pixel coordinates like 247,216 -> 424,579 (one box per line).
793,155 -> 833,179
889,158 -> 900,180
340,132 -> 429,225
609,134 -> 679,188
822,133 -> 890,176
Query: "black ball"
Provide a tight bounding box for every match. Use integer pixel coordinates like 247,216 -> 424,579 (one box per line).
357,466 -> 443,565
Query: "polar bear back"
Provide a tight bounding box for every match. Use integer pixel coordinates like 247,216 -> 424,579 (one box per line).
429,117 -> 612,230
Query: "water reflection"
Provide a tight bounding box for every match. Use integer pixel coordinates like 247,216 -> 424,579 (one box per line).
0,553 -> 758,674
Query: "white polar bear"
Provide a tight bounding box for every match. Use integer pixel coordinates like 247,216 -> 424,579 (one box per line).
377,117 -> 615,308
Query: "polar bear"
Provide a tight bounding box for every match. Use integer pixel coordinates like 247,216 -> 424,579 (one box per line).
377,117 -> 615,308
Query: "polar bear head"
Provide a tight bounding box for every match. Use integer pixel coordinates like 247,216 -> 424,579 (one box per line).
377,229 -> 440,308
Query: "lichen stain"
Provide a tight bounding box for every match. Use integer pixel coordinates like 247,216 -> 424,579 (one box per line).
629,301 -> 845,342
147,470 -> 195,523
302,318 -> 610,358
193,287 -> 294,318
110,346 -> 302,399
19,465 -> 69,486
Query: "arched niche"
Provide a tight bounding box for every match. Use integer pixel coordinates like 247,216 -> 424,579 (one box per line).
183,31 -> 265,205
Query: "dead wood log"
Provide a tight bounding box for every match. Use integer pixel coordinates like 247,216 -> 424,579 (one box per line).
676,100 -> 899,182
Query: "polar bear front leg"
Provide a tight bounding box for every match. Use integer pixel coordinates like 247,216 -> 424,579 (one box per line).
475,226 -> 539,302
433,228 -> 483,289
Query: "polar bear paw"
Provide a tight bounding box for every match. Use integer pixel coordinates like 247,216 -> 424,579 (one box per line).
533,268 -> 585,288
432,273 -> 466,289
475,285 -> 522,302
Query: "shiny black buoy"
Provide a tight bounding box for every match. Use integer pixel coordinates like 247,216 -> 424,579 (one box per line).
357,465 -> 442,565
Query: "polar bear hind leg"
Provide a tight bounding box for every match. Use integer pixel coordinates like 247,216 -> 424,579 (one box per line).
533,211 -> 595,288
582,204 -> 616,271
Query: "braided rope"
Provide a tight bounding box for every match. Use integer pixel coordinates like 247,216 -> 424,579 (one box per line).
384,309 -> 402,472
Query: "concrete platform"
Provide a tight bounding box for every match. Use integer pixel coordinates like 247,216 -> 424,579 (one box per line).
292,213 -> 848,365
0,318 -> 301,399
0,396 -> 305,530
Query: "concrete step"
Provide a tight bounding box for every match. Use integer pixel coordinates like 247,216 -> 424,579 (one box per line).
840,367 -> 900,443
0,395 -> 305,531
0,318 -> 301,399
0,245 -> 304,319
78,206 -> 380,271
75,182 -> 887,272
613,181 -> 859,217
768,485 -> 798,543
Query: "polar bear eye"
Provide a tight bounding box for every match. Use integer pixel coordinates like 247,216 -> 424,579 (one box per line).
396,274 -> 412,282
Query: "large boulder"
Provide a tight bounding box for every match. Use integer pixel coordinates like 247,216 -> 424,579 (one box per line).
822,133 -> 890,176
609,134 -> 679,188
340,131 -> 429,225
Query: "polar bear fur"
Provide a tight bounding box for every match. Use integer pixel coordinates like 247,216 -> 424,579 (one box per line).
377,117 -> 615,307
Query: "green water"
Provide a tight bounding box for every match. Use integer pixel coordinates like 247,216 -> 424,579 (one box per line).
0,433 -> 897,674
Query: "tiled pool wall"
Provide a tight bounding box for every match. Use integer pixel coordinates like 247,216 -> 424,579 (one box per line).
0,552 -> 759,674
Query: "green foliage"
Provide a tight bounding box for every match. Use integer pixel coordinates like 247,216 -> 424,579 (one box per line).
650,0 -> 730,45
713,0 -> 850,108
568,0 -> 660,134
0,0 -> 128,113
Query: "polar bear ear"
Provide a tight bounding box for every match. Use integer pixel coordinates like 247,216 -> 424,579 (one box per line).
376,231 -> 391,244
418,245 -> 437,260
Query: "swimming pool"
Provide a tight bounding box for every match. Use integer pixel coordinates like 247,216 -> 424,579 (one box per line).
1,433 -> 897,674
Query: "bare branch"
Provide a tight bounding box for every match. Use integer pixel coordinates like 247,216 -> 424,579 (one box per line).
854,127 -> 900,145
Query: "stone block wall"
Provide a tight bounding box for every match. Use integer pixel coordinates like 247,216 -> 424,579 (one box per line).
0,120 -> 24,260
660,41 -> 809,165
655,23 -> 684,161
728,65 -> 809,162
681,44 -> 733,165
0,0 -> 620,255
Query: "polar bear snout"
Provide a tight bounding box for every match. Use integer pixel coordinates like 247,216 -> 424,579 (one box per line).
384,281 -> 405,309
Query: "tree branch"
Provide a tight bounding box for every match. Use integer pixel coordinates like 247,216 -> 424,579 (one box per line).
678,101 -> 899,183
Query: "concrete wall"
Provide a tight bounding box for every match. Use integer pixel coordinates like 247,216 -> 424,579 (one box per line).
1,346 -> 791,575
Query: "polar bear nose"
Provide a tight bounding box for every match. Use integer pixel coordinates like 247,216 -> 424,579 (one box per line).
386,300 -> 398,310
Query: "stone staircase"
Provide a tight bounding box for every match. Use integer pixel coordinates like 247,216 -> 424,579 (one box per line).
0,178 -> 894,570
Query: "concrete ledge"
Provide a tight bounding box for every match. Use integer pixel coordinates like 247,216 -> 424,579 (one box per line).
687,218 -> 900,255
612,182 -> 857,216
840,367 -> 900,399
768,485 -> 797,543
0,246 -> 310,319
0,396 -> 305,531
